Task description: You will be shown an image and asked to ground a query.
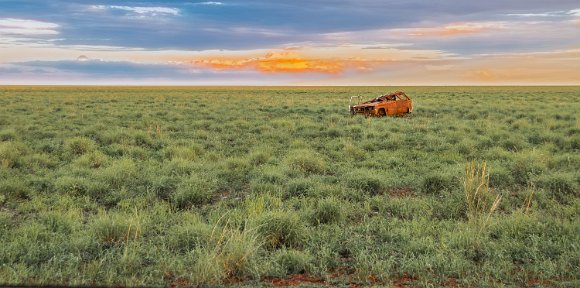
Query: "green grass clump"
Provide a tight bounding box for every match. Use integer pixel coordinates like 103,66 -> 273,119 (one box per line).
463,161 -> 501,219
172,174 -> 218,209
65,137 -> 98,157
273,249 -> 313,275
421,173 -> 457,194
0,178 -> 31,201
311,197 -> 344,225
256,211 -> 306,249
345,169 -> 384,195
0,141 -> 29,168
284,149 -> 326,175
168,220 -> 213,253
286,178 -> 315,197
536,173 -> 578,203
190,224 -> 262,285
0,129 -> 17,141
91,212 -> 141,246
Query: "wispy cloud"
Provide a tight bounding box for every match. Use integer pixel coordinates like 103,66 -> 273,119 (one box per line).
89,5 -> 180,17
0,18 -> 59,35
507,8 -> 580,18
192,2 -> 225,6
403,22 -> 506,37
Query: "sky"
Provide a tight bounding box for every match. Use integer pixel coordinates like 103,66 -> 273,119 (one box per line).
0,0 -> 579,85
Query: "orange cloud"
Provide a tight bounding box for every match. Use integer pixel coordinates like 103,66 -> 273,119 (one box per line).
406,22 -> 505,37
192,50 -> 368,74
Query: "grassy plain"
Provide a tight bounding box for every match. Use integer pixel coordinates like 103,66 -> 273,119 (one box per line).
0,86 -> 579,287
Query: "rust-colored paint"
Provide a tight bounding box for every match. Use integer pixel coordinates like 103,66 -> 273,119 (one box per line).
349,91 -> 413,116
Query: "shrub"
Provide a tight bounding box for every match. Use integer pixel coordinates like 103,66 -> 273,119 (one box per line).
65,137 -> 98,157
172,174 -> 218,209
311,197 -> 343,225
256,211 -> 306,249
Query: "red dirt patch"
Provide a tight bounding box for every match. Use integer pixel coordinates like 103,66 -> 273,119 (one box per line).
527,278 -> 552,287
265,274 -> 327,287
387,187 -> 416,197
170,276 -> 190,287
390,273 -> 418,287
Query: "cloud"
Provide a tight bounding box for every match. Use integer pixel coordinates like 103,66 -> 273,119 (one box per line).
193,50 -> 351,74
89,5 -> 180,17
192,2 -> 225,5
190,45 -> 455,74
507,8 -> 580,17
0,18 -> 59,35
403,22 -> 506,37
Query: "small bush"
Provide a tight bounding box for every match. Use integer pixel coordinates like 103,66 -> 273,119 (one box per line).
311,197 -> 343,225
172,174 -> 218,209
256,211 -> 306,249
65,137 -> 98,157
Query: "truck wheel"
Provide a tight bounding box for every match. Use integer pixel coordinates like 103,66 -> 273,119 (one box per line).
378,108 -> 386,116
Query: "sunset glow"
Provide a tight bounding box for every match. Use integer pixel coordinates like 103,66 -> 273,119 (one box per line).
1,1 -> 578,85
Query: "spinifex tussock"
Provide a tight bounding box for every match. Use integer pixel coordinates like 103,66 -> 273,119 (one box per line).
463,161 -> 501,221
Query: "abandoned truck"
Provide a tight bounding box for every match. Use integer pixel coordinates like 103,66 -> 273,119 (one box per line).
349,91 -> 413,116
